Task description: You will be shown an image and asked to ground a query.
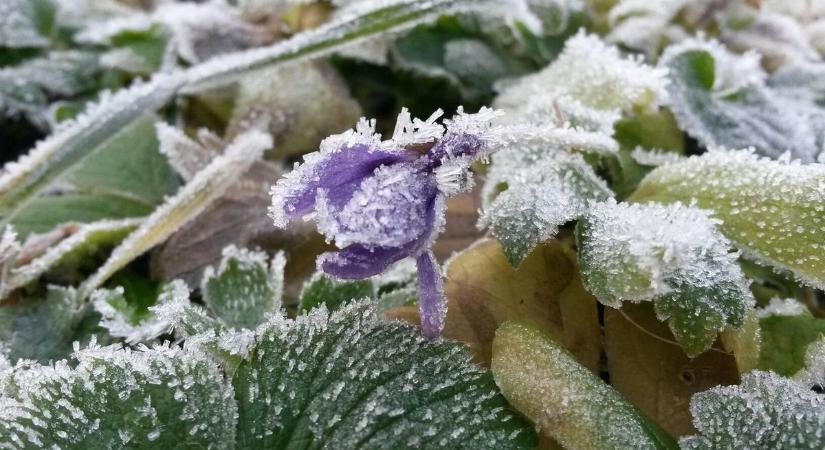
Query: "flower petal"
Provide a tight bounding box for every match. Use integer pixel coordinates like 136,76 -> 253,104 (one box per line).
317,163 -> 439,249
416,250 -> 446,338
269,143 -> 415,227
319,243 -> 413,279
319,192 -> 445,279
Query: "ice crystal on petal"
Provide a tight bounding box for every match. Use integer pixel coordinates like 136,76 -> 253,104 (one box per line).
577,201 -> 754,356
681,371 -> 825,449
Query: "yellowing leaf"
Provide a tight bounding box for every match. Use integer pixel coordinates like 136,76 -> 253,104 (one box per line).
604,304 -> 740,437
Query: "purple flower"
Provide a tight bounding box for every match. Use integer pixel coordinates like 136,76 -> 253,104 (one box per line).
269,108 -> 501,337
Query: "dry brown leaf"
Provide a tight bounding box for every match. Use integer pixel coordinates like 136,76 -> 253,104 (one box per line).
604,303 -> 740,436
388,238 -> 601,369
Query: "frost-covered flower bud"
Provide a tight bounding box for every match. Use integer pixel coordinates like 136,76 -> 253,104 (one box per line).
269,107 -> 500,337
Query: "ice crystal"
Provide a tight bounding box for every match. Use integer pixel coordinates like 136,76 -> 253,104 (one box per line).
757,298 -> 809,319
233,300 -> 536,449
0,0 -> 51,48
0,343 -> 237,448
632,148 -> 825,290
495,30 -> 669,122
681,371 -> 825,449
270,107 -> 501,337
93,281 -> 190,344
577,201 -> 754,356
606,0 -> 688,57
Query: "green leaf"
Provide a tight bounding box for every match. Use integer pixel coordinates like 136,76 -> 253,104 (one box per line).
0,343 -> 237,448
202,246 -> 284,329
480,150 -> 613,266
8,114 -> 179,238
491,321 -> 678,450
630,149 -> 825,290
233,301 -> 537,449
0,0 -> 55,48
0,286 -> 89,363
680,371 -> 825,449
576,201 -> 753,356
757,305 -> 825,377
391,14 -> 537,100
77,130 -> 272,299
0,0 -> 480,227
661,42 -> 825,162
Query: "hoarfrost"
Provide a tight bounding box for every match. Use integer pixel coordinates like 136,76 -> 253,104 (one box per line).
155,122 -> 220,181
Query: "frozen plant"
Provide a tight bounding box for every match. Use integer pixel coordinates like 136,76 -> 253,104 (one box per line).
269,107 -> 502,337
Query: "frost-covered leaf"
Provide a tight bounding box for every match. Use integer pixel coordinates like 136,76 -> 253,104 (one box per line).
228,61 -> 362,157
149,161 -> 295,288
0,218 -> 140,300
631,149 -> 825,290
796,337 -> 825,389
0,286 -> 91,363
680,371 -> 825,450
78,129 -> 272,299
0,343 -> 237,449
606,0 -> 687,58
233,300 -> 536,448
6,114 -> 179,238
0,51 -> 100,129
577,201 -> 754,356
480,149 -> 612,266
150,280 -> 225,339
0,0 -> 55,48
577,202 -> 754,356
495,30 -> 669,129
660,39 -> 825,162
492,321 -> 678,450
756,299 -> 825,377
390,239 -> 601,367
604,304 -> 739,436
202,246 -> 284,329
